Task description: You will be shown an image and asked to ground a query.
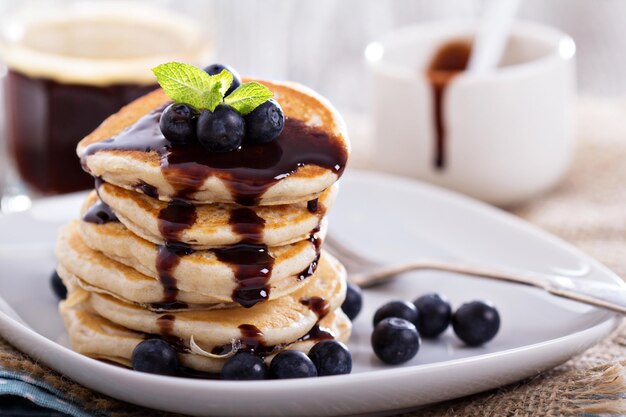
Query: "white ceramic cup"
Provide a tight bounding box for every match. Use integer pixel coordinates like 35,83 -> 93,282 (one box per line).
366,20 -> 576,206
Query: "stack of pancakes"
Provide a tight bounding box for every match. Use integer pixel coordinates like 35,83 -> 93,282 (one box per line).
55,80 -> 351,374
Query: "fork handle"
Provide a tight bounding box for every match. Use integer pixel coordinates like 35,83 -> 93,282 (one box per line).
350,260 -> 626,315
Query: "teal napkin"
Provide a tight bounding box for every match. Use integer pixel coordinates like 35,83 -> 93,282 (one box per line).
0,370 -> 98,417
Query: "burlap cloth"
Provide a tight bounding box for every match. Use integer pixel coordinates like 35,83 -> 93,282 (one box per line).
1,99 -> 625,416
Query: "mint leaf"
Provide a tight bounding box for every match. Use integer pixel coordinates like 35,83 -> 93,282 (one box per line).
212,69 -> 233,100
224,82 -> 273,115
152,62 -> 215,109
205,81 -> 224,112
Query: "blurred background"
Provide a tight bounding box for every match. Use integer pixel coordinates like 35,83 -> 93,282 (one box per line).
0,0 -> 612,112
0,0 -> 624,209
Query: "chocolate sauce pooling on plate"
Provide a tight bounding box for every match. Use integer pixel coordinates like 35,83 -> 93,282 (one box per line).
426,40 -> 471,170
82,105 -> 347,206
82,200 -> 118,224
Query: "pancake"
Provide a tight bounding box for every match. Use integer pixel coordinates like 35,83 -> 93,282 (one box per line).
96,182 -> 337,249
77,213 -> 326,303
60,294 -> 351,373
55,226 -> 219,307
58,220 -> 327,307
77,81 -> 350,206
79,250 -> 346,349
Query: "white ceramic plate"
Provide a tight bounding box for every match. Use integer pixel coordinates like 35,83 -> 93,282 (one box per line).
0,170 -> 621,417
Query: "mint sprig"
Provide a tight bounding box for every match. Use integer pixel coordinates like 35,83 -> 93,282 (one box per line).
224,82 -> 274,115
152,62 -> 273,113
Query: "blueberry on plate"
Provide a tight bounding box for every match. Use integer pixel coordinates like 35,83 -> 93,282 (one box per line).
269,350 -> 317,379
452,300 -> 500,346
221,352 -> 268,380
203,63 -> 241,96
413,293 -> 452,338
308,340 -> 352,376
159,103 -> 199,146
371,317 -> 421,365
50,270 -> 67,300
373,300 -> 418,326
341,283 -> 363,321
197,105 -> 245,152
244,99 -> 284,144
131,339 -> 179,376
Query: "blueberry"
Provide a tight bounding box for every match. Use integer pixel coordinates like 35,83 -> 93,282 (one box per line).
203,63 -> 241,96
221,352 -> 268,380
269,350 -> 317,379
308,340 -> 352,376
413,293 -> 452,338
159,103 -> 199,146
197,105 -> 245,152
452,300 -> 500,346
244,99 -> 284,144
131,339 -> 179,376
371,317 -> 420,365
50,270 -> 67,300
373,300 -> 418,326
341,283 -> 362,321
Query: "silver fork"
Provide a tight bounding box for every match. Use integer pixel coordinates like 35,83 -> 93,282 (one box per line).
324,234 -> 626,315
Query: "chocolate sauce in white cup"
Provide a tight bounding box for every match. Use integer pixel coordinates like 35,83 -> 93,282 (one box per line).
367,20 -> 576,206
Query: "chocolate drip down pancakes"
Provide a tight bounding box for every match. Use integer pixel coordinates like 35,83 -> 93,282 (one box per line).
56,78 -> 351,374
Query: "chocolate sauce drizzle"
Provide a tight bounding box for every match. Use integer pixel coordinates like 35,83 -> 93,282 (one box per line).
152,199 -> 197,308
155,313 -> 175,333
297,228 -> 322,281
136,181 -> 159,199
82,200 -> 118,224
82,106 -> 348,206
155,243 -> 193,304
426,40 -> 471,170
214,244 -> 274,308
154,314 -> 188,352
158,200 -> 197,243
300,296 -> 330,319
83,105 -> 343,309
229,208 -> 266,244
297,325 -> 334,343
210,322 -> 335,358
307,198 -> 319,214
238,324 -> 267,352
149,300 -> 190,311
